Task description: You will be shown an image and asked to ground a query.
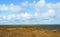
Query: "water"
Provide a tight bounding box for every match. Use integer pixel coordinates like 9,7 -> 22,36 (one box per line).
0,25 -> 60,30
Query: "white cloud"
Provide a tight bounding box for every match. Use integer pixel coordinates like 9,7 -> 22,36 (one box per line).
56,3 -> 60,9
21,1 -> 36,7
6,14 -> 16,21
37,0 -> 45,7
19,0 -> 60,21
0,0 -> 60,24
48,9 -> 55,16
9,3 -> 22,12
0,4 -> 8,11
0,3 -> 22,12
0,13 -> 32,22
2,16 -> 7,20
46,3 -> 56,9
0,14 -> 16,22
21,1 -> 29,6
19,13 -> 32,20
0,16 -> 3,20
34,0 -> 46,9
33,0 -> 60,20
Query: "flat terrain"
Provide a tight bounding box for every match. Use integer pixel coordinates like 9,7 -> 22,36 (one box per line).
0,27 -> 60,37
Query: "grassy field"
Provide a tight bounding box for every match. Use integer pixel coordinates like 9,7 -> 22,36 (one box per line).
0,27 -> 60,37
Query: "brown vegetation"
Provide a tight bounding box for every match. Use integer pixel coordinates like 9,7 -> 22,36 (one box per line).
0,27 -> 60,37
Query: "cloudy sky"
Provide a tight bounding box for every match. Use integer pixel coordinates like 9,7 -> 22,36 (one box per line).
0,0 -> 60,25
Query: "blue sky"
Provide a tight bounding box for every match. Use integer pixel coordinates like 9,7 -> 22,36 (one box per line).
0,0 -> 60,25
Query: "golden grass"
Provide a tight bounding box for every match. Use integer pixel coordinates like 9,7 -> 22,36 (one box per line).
0,27 -> 60,37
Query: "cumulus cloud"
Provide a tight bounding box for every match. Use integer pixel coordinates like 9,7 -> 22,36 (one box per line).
9,3 -> 22,12
0,0 -> 60,24
0,13 -> 32,23
37,0 -> 45,7
0,4 -> 8,11
48,9 -> 55,16
21,1 -> 29,6
0,3 -> 22,12
33,0 -> 60,19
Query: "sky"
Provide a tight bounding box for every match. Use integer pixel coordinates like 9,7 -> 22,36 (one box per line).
0,0 -> 60,25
